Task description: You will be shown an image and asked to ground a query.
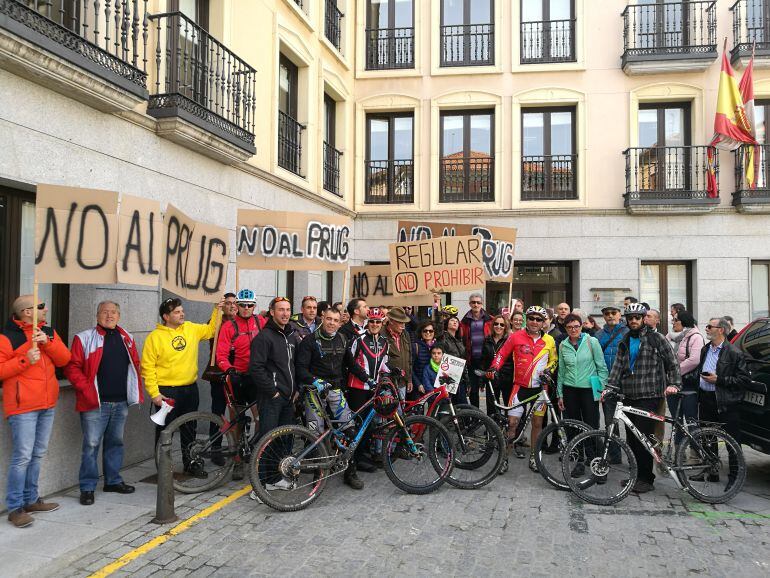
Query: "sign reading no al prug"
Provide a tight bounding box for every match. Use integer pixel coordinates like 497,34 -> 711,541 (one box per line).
388,235 -> 487,296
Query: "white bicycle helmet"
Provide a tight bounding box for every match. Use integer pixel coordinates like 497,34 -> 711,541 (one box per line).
624,302 -> 648,316
526,305 -> 547,317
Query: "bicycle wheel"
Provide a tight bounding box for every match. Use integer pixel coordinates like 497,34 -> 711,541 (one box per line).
430,398 -> 478,421
156,411 -> 237,494
443,409 -> 505,489
249,425 -> 330,512
563,430 -> 638,506
676,426 -> 746,504
383,415 -> 454,495
534,419 -> 592,491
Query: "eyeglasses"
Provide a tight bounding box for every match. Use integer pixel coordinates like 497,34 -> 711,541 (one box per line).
493,322 -> 506,327
528,317 -> 545,323
24,303 -> 46,311
470,301 -> 482,305
705,324 -> 722,330
422,329 -> 435,333
302,296 -> 316,302
368,320 -> 383,325
626,314 -> 643,321
238,303 -> 255,308
566,324 -> 581,330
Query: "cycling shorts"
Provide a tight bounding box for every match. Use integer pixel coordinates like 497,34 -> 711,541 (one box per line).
509,386 -> 545,418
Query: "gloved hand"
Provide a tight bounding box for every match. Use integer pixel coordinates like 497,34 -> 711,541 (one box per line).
312,379 -> 328,394
225,367 -> 238,377
366,378 -> 377,390
485,368 -> 497,381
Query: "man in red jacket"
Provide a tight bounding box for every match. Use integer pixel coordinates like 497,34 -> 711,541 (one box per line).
1,295 -> 71,528
64,301 -> 143,506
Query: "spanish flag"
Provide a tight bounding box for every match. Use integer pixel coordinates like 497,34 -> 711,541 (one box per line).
707,44 -> 757,197
738,50 -> 758,189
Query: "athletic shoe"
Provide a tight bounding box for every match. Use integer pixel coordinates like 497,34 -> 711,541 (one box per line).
266,478 -> 293,491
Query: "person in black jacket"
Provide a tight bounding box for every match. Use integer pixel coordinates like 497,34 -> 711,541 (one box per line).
295,307 -> 363,490
339,298 -> 368,344
696,317 -> 751,488
481,316 -> 516,447
248,297 -> 301,489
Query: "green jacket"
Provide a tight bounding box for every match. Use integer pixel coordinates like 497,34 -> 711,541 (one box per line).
557,333 -> 608,398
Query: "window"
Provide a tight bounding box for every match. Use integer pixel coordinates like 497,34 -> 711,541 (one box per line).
520,0 -> 575,63
365,113 -> 414,203
325,0 -> 344,51
441,0 -> 494,66
366,0 -> 414,70
277,270 -> 295,309
278,55 -> 304,176
440,110 -> 494,202
521,106 -> 576,200
0,186 -> 69,343
171,0 -> 210,103
753,261 -> 770,319
323,94 -> 342,196
637,102 -> 690,192
640,261 -> 692,334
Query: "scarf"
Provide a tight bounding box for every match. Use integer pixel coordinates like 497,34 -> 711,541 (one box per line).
430,359 -> 440,373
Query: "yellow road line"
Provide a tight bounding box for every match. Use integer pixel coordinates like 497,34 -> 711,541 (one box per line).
88,485 -> 252,578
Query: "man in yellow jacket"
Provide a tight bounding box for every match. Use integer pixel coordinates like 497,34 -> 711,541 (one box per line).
142,296 -> 223,477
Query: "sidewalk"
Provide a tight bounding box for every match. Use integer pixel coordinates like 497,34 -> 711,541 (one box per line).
0,458 -> 197,577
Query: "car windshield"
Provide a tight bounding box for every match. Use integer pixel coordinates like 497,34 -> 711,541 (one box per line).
735,319 -> 770,362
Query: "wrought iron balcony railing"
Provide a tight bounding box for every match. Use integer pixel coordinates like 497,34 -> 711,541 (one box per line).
0,0 -> 148,96
365,159 -> 414,204
278,110 -> 305,176
440,23 -> 494,66
522,155 -> 577,200
365,27 -> 414,70
439,156 -> 494,202
624,145 -> 718,207
325,0 -> 343,51
323,141 -> 342,197
147,11 -> 256,152
730,0 -> 770,63
622,1 -> 716,65
521,19 -> 576,64
734,143 -> 770,210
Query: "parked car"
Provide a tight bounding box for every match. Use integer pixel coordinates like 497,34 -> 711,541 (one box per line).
732,318 -> 770,454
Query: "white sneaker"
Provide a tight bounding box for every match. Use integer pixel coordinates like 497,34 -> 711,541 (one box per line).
248,490 -> 262,503
266,478 -> 293,491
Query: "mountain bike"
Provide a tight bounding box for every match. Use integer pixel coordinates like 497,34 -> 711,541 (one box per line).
563,386 -> 746,505
474,369 -> 591,489
155,373 -> 260,493
376,381 -> 506,490
249,376 -> 455,511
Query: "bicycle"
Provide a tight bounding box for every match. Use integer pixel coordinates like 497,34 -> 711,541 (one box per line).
378,380 -> 506,489
474,369 -> 591,489
155,373 -> 260,493
248,376 -> 455,511
562,386 -> 747,505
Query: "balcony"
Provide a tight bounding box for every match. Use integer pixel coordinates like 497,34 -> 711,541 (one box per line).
621,1 -> 717,75
734,144 -> 770,212
439,155 -> 494,203
365,27 -> 413,70
520,19 -> 576,64
147,12 -> 255,163
365,159 -> 414,204
730,0 -> 770,68
440,23 -> 494,67
278,110 -> 305,177
324,0 -> 342,52
323,141 -> 342,197
522,155 -> 577,201
624,145 -> 720,214
0,0 -> 147,112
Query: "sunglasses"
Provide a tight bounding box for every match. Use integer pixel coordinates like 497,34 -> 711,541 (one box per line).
705,324 -> 722,330
422,329 -> 435,333
626,314 -> 643,321
470,301 -> 482,305
368,320 -> 383,325
493,322 -> 506,327
238,303 -> 255,308
24,303 -> 46,311
528,317 -> 545,323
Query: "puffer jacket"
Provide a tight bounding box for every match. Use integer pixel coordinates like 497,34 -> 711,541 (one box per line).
411,339 -> 435,388
0,318 -> 71,417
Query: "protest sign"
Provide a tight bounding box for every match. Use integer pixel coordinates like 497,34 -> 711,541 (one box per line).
163,204 -> 229,302
35,184 -> 119,284
433,353 -> 466,394
117,194 -> 162,286
349,265 -> 433,307
388,235 -> 486,295
396,221 -> 516,282
236,210 -> 351,271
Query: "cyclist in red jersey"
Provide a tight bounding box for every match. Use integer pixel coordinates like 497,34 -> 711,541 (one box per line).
487,306 -> 557,472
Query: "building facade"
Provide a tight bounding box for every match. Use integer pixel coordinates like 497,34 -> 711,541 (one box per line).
1,0 -> 769,501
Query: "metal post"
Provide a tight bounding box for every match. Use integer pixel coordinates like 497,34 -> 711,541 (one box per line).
151,429 -> 178,524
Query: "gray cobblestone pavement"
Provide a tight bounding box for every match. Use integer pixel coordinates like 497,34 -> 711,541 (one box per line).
37,447 -> 770,578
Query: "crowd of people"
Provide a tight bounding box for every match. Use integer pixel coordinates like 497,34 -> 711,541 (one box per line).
0,289 -> 752,528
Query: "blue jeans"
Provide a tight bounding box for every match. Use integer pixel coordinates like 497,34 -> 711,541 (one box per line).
6,408 -> 56,511
79,402 -> 129,491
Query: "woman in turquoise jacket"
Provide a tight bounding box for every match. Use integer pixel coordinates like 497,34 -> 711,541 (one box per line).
557,313 -> 609,439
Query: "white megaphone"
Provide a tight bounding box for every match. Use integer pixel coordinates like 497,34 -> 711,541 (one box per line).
151,399 -> 175,426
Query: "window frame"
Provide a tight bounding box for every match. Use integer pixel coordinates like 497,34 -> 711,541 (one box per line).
439,0 -> 495,67
521,105 -> 577,201
752,260 -> 770,320
439,108 -> 495,202
278,54 -> 299,119
365,0 -> 416,70
364,111 -> 415,203
639,260 -> 693,334
520,0 -> 576,64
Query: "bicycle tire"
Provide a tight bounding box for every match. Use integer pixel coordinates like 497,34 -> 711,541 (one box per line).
383,415 -> 454,495
676,426 -> 746,504
155,411 -> 237,494
442,409 -> 505,489
563,430 -> 638,506
249,425 -> 330,512
534,419 -> 592,491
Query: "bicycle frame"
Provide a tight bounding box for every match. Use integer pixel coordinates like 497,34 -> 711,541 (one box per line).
483,376 -> 559,436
